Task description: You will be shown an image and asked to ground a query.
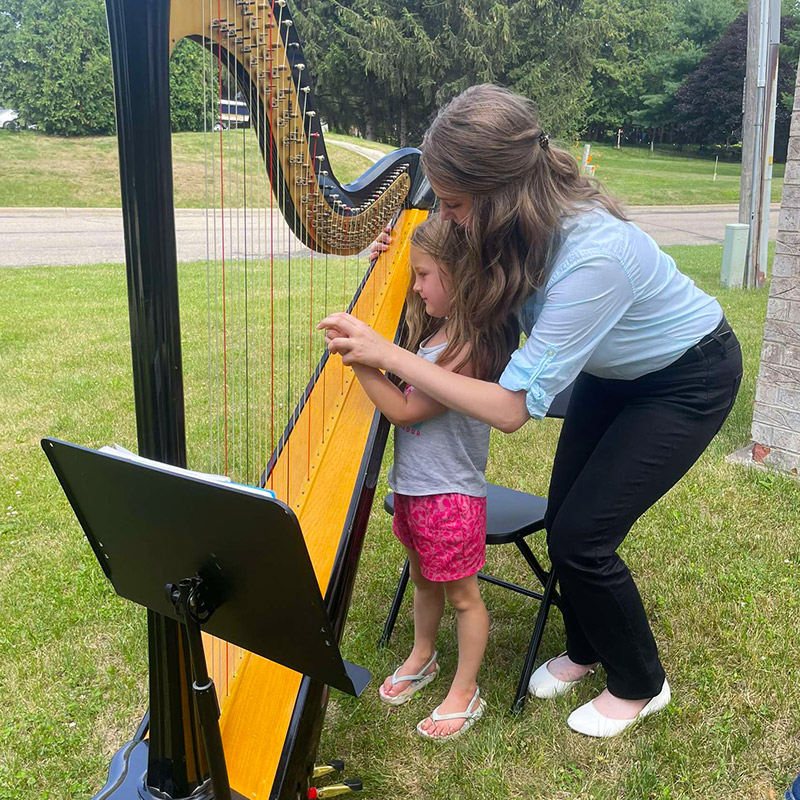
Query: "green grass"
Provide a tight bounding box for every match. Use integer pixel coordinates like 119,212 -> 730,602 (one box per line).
0,130 -> 783,209
1,246 -> 799,799
0,130 -> 378,208
574,142 -> 785,206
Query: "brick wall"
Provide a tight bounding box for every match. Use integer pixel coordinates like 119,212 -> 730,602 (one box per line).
750,67 -> 800,475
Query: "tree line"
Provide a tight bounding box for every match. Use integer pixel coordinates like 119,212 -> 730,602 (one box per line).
1,0 -> 798,157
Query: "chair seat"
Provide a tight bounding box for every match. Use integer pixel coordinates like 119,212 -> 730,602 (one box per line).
383,483 -> 547,545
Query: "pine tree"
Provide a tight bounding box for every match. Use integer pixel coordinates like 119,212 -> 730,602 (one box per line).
0,0 -> 115,135
674,13 -> 796,152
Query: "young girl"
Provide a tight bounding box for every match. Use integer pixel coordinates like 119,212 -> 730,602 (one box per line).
348,214 -> 516,740
320,84 -> 743,738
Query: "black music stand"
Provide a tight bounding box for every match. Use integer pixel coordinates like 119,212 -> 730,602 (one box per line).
42,438 -> 370,800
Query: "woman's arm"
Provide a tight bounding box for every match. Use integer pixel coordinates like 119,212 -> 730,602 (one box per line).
350,364 -> 447,427
320,253 -> 635,429
381,348 -> 529,433
318,314 -> 530,432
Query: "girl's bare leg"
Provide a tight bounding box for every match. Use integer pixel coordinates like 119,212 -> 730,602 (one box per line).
381,548 -> 444,697
418,574 -> 488,736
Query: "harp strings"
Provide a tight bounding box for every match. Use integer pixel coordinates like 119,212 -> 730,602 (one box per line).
189,0 -> 406,702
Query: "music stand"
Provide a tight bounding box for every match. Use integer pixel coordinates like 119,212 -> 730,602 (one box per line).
42,438 -> 370,800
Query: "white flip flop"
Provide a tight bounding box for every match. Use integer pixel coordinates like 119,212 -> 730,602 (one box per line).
378,651 -> 439,706
416,686 -> 486,740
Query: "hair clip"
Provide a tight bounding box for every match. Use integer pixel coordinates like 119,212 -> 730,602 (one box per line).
538,131 -> 550,150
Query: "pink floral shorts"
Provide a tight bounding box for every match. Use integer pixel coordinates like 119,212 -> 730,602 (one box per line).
392,493 -> 487,582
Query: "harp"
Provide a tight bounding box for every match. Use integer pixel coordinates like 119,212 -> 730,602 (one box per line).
98,0 -> 432,798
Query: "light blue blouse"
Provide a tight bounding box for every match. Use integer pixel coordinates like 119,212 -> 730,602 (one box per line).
498,206 -> 723,419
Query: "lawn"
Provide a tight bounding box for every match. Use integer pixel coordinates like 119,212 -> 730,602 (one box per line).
571,142 -> 785,206
0,129 -> 783,209
0,130 -> 378,208
0,246 -> 798,799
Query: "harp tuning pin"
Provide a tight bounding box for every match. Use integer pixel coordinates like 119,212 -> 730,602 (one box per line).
277,0 -> 287,6
301,86 -> 311,94
283,19 -> 293,27
295,63 -> 305,71
316,154 -> 325,161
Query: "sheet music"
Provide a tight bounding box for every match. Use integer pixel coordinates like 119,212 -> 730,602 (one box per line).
99,444 -> 277,499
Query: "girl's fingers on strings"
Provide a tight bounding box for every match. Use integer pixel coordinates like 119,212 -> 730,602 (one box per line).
369,226 -> 393,258
318,311 -> 358,333
323,327 -> 348,344
320,314 -> 393,367
326,336 -> 354,356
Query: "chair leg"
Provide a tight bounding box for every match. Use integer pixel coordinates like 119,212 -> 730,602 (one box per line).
378,558 -> 410,649
515,537 -> 562,610
512,568 -> 558,713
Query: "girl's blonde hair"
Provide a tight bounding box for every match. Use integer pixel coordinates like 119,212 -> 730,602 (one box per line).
406,214 -> 519,382
421,84 -> 627,340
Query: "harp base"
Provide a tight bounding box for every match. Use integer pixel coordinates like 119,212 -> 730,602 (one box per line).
91,738 -> 248,800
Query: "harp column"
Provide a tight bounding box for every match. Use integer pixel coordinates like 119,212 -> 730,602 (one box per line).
105,0 -> 210,796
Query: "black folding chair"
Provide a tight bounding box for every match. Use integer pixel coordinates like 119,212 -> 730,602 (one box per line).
378,383 -> 573,713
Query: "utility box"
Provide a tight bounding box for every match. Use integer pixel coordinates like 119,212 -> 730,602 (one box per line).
721,223 -> 749,288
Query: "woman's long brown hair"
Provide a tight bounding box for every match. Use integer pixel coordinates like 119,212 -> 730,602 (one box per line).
421,84 -> 627,357
405,214 -> 519,382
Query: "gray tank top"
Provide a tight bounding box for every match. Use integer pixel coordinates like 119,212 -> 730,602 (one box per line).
387,337 -> 490,498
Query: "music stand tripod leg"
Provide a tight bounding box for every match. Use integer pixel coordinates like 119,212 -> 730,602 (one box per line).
169,578 -> 232,800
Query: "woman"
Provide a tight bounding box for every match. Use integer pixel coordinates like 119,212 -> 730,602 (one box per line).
319,84 -> 742,737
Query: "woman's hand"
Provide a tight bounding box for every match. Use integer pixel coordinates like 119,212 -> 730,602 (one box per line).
368,225 -> 393,260
317,312 -> 396,369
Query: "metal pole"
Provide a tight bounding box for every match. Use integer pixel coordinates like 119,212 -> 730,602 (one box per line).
744,0 -> 770,288
757,0 -> 781,284
740,0 -> 762,224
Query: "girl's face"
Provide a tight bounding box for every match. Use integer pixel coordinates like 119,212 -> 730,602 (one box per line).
430,181 -> 474,225
410,245 -> 451,319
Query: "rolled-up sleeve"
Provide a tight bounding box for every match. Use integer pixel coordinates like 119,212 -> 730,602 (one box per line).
499,254 -> 635,418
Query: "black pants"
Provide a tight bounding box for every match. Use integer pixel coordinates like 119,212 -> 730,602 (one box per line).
544,318 -> 743,699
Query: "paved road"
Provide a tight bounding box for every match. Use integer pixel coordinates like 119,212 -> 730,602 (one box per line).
326,138 -> 387,162
630,203 -> 780,247
0,203 -> 781,268
0,207 -> 312,267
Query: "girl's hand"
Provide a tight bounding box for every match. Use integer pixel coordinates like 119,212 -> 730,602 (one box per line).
369,225 -> 393,260
317,312 -> 395,369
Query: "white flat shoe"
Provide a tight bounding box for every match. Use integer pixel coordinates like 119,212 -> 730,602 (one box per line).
567,679 -> 671,738
378,651 -> 439,706
528,652 -> 595,699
